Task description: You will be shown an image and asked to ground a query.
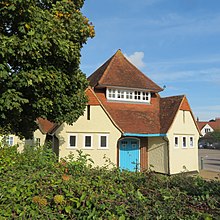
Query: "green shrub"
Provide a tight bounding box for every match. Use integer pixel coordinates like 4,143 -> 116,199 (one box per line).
0,145 -> 220,219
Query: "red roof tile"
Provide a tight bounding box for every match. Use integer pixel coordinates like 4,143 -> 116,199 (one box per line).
160,95 -> 184,133
94,89 -> 161,134
197,118 -> 220,131
197,121 -> 207,130
86,87 -> 100,105
88,50 -> 163,92
179,97 -> 191,111
37,118 -> 56,134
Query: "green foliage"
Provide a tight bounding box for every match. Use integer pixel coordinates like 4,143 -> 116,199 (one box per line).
0,0 -> 94,138
209,130 -> 220,142
0,145 -> 220,219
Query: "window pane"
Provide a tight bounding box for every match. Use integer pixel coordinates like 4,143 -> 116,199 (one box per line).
100,136 -> 107,147
175,137 -> 178,147
85,136 -> 91,147
134,91 -> 138,99
70,136 -> 76,147
142,92 -> 149,101
6,136 -> 14,146
190,137 -> 193,147
183,137 -> 186,147
126,91 -> 132,99
134,91 -> 141,100
36,138 -> 40,146
117,90 -> 121,98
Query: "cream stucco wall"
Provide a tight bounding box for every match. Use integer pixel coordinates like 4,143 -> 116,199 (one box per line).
55,105 -> 121,168
24,129 -> 47,148
148,137 -> 168,174
167,110 -> 199,174
0,134 -> 25,152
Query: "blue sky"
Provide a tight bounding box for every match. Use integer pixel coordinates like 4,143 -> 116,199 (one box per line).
80,0 -> 220,121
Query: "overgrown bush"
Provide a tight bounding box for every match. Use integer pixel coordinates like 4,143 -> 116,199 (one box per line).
0,145 -> 220,219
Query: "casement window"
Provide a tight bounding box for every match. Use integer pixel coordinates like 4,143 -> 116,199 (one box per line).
182,137 -> 187,148
126,91 -> 133,99
205,128 -> 211,133
68,134 -> 77,148
189,137 -> 194,148
142,92 -> 149,101
174,136 -> 179,148
99,135 -> 108,148
35,138 -> 41,146
107,88 -> 150,103
84,135 -> 93,148
108,89 -> 116,99
134,91 -> 141,100
6,136 -> 14,146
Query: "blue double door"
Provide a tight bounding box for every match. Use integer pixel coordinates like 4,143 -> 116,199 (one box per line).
119,138 -> 140,171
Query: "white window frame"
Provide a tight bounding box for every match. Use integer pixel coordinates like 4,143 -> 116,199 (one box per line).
68,134 -> 77,148
83,134 -> 93,148
174,136 -> 179,148
182,136 -> 187,148
189,136 -> 194,148
6,136 -> 14,146
107,88 -> 151,103
205,128 -> 211,133
35,138 -> 41,146
98,134 -> 109,149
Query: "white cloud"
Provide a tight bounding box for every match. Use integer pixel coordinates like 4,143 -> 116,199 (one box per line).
147,65 -> 220,84
125,52 -> 146,69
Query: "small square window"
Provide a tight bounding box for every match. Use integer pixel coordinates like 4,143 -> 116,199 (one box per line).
6,136 -> 14,146
100,135 -> 108,148
70,136 -> 76,147
126,91 -> 133,99
68,134 -> 77,148
134,91 -> 141,100
84,135 -> 92,148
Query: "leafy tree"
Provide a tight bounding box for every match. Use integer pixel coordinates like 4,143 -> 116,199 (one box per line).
0,0 -> 94,138
209,129 -> 220,142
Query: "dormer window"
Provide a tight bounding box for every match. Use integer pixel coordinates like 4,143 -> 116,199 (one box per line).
107,88 -> 151,103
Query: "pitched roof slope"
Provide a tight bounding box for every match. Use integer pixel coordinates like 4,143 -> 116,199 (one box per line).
88,50 -> 163,92
37,118 -> 56,134
95,90 -> 161,134
86,87 -> 100,105
197,118 -> 220,131
197,121 -> 207,130
160,95 -> 184,133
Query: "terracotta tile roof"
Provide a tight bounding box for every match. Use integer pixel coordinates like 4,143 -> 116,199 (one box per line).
179,97 -> 191,111
95,89 -> 161,134
197,118 -> 220,131
197,121 -> 207,130
37,118 -> 56,134
86,87 -> 100,105
88,50 -> 163,92
160,95 -> 184,133
160,95 -> 200,134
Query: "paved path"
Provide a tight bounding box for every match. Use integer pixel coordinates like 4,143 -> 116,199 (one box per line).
199,170 -> 220,181
198,149 -> 220,172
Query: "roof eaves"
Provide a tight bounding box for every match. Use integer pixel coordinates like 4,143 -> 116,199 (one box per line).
48,124 -> 60,135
